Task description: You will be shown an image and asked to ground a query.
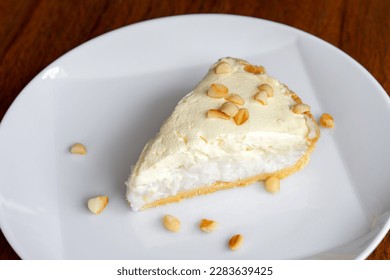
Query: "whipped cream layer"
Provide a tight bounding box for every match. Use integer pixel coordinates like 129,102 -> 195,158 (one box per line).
126,57 -> 318,211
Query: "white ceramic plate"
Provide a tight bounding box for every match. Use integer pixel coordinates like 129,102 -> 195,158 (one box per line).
0,14 -> 389,260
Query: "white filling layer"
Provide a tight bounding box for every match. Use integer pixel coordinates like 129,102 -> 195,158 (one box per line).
126,132 -> 307,211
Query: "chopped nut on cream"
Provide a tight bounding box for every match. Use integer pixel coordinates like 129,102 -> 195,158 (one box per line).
207,83 -> 229,98
206,109 -> 230,120
220,102 -> 239,117
233,108 -> 249,126
254,91 -> 268,105
225,94 -> 244,105
264,176 -> 280,193
292,103 -> 310,114
215,62 -> 231,74
257,83 -> 274,97
244,64 -> 265,74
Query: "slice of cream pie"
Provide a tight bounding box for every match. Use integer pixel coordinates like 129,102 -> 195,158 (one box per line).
126,57 -> 320,211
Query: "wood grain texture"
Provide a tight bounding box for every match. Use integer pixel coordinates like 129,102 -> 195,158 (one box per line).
0,0 -> 389,260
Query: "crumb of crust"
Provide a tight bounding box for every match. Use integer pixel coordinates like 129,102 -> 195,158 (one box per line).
319,113 -> 334,128
199,219 -> 218,233
162,215 -> 181,233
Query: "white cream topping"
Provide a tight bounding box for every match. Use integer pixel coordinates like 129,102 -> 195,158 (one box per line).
126,57 -> 318,211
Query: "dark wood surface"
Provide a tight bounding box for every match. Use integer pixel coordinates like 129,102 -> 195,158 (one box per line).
0,0 -> 389,260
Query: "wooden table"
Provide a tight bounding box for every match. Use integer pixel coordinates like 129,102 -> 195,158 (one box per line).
0,0 -> 389,260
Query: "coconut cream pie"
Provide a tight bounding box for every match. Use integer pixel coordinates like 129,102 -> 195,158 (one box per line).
126,57 -> 320,211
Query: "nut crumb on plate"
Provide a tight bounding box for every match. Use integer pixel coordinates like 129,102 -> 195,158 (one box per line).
199,218 -> 218,232
163,215 -> 181,233
319,113 -> 335,128
70,143 -> 87,155
87,196 -> 109,214
265,176 -> 280,193
228,234 -> 244,250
